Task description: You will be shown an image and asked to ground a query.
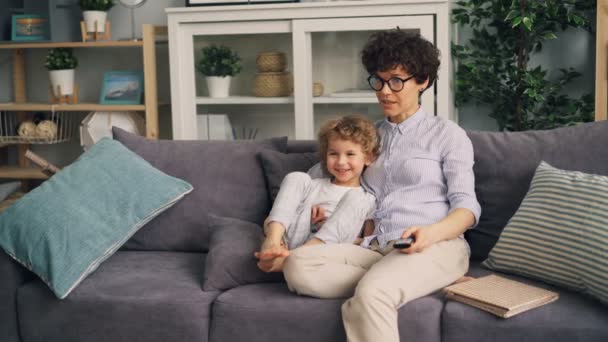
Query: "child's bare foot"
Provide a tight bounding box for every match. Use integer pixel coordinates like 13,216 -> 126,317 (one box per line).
256,255 -> 288,273
254,240 -> 289,272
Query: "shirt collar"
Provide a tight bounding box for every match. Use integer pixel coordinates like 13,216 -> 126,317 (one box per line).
381,107 -> 427,135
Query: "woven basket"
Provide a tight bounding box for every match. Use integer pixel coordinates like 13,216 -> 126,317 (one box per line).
256,51 -> 287,72
253,72 -> 292,97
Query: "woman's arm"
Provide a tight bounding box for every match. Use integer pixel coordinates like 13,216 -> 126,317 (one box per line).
399,209 -> 475,254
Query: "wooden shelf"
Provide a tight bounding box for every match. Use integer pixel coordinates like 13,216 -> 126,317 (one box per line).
0,103 -> 145,112
596,0 -> 608,121
0,40 -> 143,49
313,96 -> 377,104
0,167 -> 48,179
196,96 -> 294,105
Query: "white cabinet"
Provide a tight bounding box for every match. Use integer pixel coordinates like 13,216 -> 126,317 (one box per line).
167,0 -> 452,140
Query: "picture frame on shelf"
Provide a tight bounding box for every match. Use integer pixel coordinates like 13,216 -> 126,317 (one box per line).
11,14 -> 49,41
99,71 -> 143,105
186,0 -> 298,6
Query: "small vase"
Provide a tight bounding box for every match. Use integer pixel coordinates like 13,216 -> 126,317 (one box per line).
83,10 -> 107,33
49,69 -> 75,96
206,76 -> 232,98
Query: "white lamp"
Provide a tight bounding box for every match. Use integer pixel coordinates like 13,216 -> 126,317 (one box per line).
118,0 -> 148,41
80,111 -> 145,151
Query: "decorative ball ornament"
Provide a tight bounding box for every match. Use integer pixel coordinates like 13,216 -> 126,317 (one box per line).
18,121 -> 37,137
36,120 -> 58,140
80,111 -> 145,150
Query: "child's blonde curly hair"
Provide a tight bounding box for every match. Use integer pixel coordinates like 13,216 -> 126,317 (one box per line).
317,115 -> 380,175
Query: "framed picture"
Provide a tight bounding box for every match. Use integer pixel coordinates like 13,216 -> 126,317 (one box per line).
11,14 -> 49,41
99,71 -> 143,105
186,0 -> 298,6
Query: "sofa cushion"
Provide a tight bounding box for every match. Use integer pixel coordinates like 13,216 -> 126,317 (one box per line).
483,162 -> 608,305
203,215 -> 283,291
210,283 -> 443,342
258,149 -> 319,201
0,251 -> 35,342
17,251 -> 220,342
466,121 -> 608,260
0,138 -> 192,299
442,262 -> 608,342
113,127 -> 288,252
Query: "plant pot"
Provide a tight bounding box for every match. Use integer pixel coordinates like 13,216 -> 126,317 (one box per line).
49,69 -> 75,96
206,76 -> 232,98
83,10 -> 107,33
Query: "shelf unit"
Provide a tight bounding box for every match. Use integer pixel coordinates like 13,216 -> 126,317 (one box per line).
596,0 -> 608,121
0,24 -> 166,184
167,0 -> 451,140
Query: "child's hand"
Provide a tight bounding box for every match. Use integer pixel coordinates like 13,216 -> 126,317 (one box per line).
254,240 -> 289,273
311,205 -> 327,226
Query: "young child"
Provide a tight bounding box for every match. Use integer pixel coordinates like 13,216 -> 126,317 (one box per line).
254,115 -> 379,272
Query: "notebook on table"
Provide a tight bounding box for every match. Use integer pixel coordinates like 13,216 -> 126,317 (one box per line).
443,274 -> 559,318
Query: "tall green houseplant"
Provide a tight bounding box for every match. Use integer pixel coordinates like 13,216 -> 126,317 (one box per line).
452,0 -> 595,131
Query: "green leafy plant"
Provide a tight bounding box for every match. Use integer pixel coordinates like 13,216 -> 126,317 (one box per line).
452,0 -> 595,131
45,48 -> 78,70
78,0 -> 115,11
196,45 -> 242,77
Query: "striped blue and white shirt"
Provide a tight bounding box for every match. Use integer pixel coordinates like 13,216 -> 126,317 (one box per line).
360,108 -> 481,248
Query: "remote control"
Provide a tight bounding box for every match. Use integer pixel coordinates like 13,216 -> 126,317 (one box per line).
393,237 -> 414,249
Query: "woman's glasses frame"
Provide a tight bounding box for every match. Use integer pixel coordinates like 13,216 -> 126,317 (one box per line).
367,74 -> 416,92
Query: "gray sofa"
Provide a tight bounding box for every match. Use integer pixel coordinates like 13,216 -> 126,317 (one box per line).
2,122 -> 608,342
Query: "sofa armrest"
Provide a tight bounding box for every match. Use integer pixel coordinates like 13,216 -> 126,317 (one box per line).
0,250 -> 35,342
203,215 -> 284,291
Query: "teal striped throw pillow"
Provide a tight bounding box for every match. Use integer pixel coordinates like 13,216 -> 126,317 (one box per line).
483,161 -> 608,305
0,138 -> 193,299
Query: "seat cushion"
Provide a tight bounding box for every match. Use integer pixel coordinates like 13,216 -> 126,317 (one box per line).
210,283 -> 443,342
442,262 -> 608,342
466,121 -> 608,260
17,251 -> 220,342
113,127 -> 287,252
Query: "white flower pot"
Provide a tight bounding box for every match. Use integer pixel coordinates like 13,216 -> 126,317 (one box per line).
49,69 -> 75,96
83,11 -> 107,33
206,76 -> 232,98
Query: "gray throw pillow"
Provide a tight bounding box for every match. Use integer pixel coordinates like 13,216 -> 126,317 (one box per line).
257,149 -> 319,202
466,121 -> 608,260
203,215 -> 284,291
113,128 -> 287,252
484,162 -> 608,306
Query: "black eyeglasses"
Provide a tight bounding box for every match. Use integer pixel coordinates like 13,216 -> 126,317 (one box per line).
367,74 -> 416,92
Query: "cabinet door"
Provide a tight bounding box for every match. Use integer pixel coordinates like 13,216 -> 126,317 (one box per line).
292,16 -> 435,139
170,20 -> 294,140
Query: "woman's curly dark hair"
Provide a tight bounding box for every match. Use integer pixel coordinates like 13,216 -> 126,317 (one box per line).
361,28 -> 440,92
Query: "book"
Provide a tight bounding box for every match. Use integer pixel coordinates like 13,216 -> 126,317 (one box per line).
443,274 -> 559,318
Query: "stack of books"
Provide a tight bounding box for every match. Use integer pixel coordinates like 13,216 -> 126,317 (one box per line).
443,274 -> 559,318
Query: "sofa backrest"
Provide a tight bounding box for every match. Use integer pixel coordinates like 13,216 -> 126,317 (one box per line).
466,121 -> 608,260
113,127 -> 287,252
288,123 -> 608,261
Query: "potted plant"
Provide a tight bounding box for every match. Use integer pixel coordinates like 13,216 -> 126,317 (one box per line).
79,0 -> 115,33
46,48 -> 78,96
196,44 -> 242,98
452,0 -> 595,131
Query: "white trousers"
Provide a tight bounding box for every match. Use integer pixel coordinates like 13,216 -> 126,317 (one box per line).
283,238 -> 469,342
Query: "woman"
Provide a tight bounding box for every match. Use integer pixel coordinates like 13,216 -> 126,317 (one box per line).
282,29 -> 481,342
